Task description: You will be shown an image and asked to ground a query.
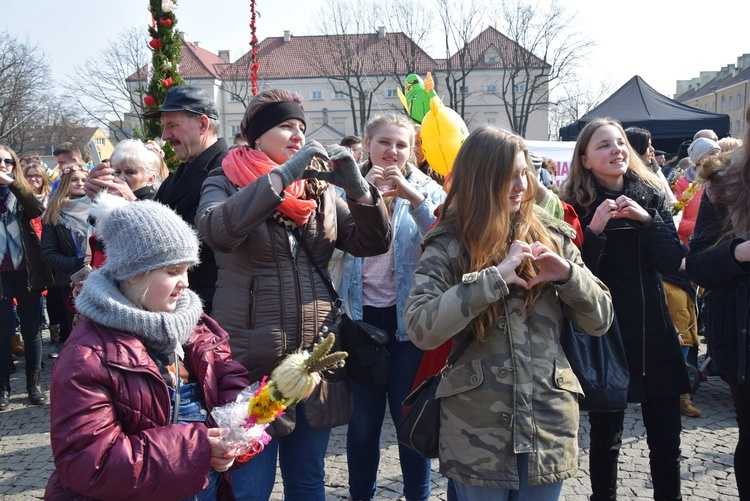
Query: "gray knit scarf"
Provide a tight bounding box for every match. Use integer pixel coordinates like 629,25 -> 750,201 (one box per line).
75,268 -> 203,355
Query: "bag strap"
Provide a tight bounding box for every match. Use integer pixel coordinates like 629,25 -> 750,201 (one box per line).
292,228 -> 342,308
443,332 -> 475,372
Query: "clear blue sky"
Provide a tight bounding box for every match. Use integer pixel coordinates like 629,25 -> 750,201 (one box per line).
4,0 -> 750,99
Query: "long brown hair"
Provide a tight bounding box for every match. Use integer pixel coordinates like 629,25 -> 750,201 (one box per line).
42,161 -> 87,226
23,162 -> 52,200
438,126 -> 558,342
560,118 -> 661,215
705,105 -> 750,240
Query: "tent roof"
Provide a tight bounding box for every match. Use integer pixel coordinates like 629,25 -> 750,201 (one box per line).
559,76 -> 730,142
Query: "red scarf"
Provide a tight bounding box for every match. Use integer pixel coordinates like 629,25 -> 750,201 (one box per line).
222,147 -> 317,227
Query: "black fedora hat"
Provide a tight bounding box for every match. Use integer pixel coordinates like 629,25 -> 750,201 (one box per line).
143,85 -> 218,120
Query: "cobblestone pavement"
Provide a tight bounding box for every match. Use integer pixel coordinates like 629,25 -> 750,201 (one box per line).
0,333 -> 740,500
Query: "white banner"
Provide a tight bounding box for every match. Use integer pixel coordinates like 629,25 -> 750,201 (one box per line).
525,140 -> 577,189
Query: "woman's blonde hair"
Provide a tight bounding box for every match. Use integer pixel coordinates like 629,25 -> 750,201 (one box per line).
362,114 -> 416,212
560,118 -> 661,215
42,161 -> 88,225
437,126 -> 558,342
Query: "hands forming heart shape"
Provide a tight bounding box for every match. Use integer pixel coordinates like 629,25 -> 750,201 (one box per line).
497,240 -> 572,289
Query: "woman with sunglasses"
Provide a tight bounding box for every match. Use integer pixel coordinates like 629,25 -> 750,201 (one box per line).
0,145 -> 53,411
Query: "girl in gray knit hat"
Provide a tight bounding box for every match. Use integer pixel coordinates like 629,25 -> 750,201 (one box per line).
46,192 -> 250,501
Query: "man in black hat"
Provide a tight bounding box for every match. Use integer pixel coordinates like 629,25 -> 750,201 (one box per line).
654,150 -> 666,167
146,85 -> 227,313
86,85 -> 227,313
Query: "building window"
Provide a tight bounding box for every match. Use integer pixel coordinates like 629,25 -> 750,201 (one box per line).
737,121 -> 742,135
385,88 -> 398,99
94,138 -> 105,146
484,84 -> 498,94
228,93 -> 243,102
721,96 -> 726,112
513,83 -> 526,93
459,85 -> 471,95
230,125 -> 241,137
333,91 -> 346,100
310,90 -> 324,101
487,118 -> 497,126
737,93 -> 743,109
729,96 -> 734,111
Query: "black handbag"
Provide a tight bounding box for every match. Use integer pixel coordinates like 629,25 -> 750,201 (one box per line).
339,313 -> 391,387
396,334 -> 474,458
292,229 -> 391,388
562,316 -> 630,412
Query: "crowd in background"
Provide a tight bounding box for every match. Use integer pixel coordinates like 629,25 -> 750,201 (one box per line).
0,83 -> 748,501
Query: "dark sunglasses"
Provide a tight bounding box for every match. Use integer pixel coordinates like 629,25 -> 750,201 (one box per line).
0,158 -> 16,166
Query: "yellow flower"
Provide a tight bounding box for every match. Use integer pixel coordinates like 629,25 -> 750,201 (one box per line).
248,384 -> 287,424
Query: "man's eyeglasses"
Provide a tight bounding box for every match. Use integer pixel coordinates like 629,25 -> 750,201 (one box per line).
0,158 -> 16,166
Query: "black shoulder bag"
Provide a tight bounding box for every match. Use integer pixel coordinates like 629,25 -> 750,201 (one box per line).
292,230 -> 391,388
396,333 -> 474,458
562,316 -> 630,412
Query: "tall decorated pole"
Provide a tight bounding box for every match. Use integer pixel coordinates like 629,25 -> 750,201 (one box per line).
250,0 -> 259,96
143,0 -> 184,169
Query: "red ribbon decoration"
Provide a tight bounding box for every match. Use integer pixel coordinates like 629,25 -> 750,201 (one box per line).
250,0 -> 259,95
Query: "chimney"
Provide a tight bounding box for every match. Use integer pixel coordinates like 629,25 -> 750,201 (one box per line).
377,26 -> 385,39
218,50 -> 231,63
283,30 -> 292,43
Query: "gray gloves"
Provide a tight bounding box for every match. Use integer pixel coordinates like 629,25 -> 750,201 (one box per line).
271,140 -> 328,189
308,144 -> 370,200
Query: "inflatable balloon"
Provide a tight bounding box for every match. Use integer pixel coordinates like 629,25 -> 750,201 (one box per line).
397,73 -> 437,124
420,96 -> 469,176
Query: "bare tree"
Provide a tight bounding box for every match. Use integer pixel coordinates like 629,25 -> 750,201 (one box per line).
64,27 -> 151,142
0,33 -> 50,151
216,49 -> 253,108
374,0 -> 435,89
435,0 -> 486,120
490,0 -> 593,137
310,0 -> 389,135
548,78 -> 613,139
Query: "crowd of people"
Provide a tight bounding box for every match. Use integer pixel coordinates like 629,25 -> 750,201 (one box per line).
0,83 -> 748,501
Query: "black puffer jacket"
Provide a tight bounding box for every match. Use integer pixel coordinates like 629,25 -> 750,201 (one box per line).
571,174 -> 690,401
41,222 -> 85,288
686,189 -> 750,384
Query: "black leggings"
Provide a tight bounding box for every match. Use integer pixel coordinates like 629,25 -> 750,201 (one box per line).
0,270 -> 42,376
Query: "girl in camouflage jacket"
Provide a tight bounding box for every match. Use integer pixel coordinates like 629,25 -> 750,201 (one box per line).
404,127 -> 613,499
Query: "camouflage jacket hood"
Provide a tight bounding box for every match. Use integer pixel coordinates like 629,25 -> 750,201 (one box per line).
404,207 -> 613,488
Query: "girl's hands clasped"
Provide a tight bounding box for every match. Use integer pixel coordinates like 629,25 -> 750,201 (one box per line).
496,240 -> 571,288
589,195 -> 652,234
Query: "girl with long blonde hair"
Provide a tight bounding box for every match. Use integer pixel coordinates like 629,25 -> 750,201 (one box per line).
40,162 -> 91,357
337,113 -> 445,501
404,126 -> 612,500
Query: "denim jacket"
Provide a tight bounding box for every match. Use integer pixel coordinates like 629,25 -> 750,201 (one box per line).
333,165 -> 445,341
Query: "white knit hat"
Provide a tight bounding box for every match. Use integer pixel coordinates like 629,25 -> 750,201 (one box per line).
688,138 -> 720,165
528,150 -> 543,173
90,192 -> 200,281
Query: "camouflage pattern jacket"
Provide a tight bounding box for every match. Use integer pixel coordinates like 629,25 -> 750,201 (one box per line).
404,207 -> 613,489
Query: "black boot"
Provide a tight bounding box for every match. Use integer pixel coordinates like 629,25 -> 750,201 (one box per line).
0,374 -> 10,411
26,370 -> 47,405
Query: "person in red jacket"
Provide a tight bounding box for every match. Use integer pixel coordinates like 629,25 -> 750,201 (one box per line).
46,192 -> 249,501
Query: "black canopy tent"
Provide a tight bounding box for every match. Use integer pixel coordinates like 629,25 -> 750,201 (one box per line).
559,76 -> 730,155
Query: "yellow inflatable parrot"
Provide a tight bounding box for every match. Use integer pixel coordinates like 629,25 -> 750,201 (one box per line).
397,73 -> 437,124
420,96 -> 469,176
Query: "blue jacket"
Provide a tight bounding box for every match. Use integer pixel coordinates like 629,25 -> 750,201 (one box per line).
334,165 -> 445,341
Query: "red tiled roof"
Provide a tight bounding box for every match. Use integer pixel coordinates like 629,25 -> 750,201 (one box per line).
232,32 -> 438,79
444,26 -> 548,70
127,36 -> 225,81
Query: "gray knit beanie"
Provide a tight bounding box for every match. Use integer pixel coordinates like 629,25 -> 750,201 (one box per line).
90,192 -> 200,281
